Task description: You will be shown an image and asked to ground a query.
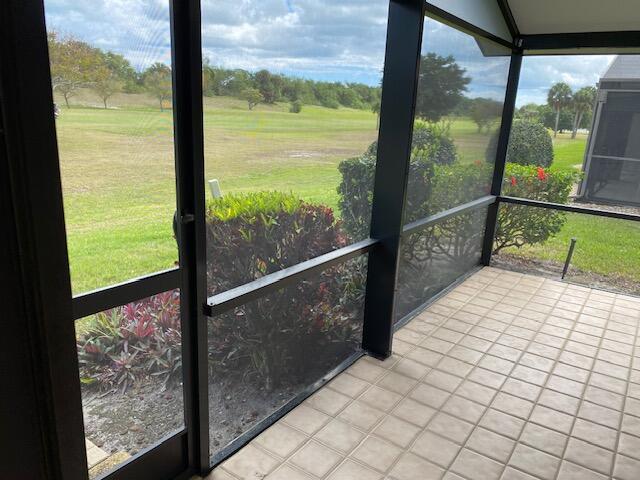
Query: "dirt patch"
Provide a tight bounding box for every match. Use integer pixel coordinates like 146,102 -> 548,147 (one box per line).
82,375 -> 311,459
493,253 -> 640,297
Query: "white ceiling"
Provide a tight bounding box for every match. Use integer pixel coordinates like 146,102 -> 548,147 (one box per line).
507,0 -> 640,34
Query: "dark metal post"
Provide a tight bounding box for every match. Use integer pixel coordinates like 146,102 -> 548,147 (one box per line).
0,0 -> 87,478
481,51 -> 523,266
562,238 -> 577,279
362,0 -> 425,358
170,0 -> 210,473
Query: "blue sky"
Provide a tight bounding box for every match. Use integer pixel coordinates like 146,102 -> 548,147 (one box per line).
44,0 -> 615,106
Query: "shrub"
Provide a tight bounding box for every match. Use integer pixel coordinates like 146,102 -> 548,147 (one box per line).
365,122 -> 456,165
338,123 -> 456,240
77,291 -> 182,391
494,164 -> 580,253
205,192 -> 361,389
289,100 -> 302,113
486,120 -> 554,167
206,192 -> 346,294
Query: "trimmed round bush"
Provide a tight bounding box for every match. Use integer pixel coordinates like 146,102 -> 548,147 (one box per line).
366,122 -> 456,165
486,119 -> 554,167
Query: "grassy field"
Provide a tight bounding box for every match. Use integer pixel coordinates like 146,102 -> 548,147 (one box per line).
55,90 -> 638,294
57,94 -> 378,293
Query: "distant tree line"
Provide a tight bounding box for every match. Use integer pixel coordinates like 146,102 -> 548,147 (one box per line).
516,82 -> 597,138
47,32 -> 381,112
202,60 -> 380,111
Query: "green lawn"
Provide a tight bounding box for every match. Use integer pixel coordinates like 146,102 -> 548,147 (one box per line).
57,91 -> 503,294
56,92 -> 379,294
55,91 -> 638,295
552,133 -> 587,172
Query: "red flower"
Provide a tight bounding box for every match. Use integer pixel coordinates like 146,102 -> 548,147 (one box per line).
537,167 -> 547,181
510,176 -> 517,186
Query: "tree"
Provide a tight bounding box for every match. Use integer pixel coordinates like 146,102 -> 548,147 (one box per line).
254,69 -> 281,104
241,88 -> 263,110
371,99 -> 381,129
415,53 -> 470,123
143,63 -> 172,111
470,98 -> 502,132
101,51 -> 139,93
570,86 -> 596,138
516,103 -> 543,123
547,82 -> 573,137
93,63 -> 123,108
48,32 -> 102,107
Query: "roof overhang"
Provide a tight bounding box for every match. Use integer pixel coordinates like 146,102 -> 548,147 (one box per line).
426,0 -> 640,54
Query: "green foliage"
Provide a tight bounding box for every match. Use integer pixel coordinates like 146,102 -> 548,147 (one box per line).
571,86 -> 596,138
415,53 -> 470,122
47,32 -> 105,107
241,87 -> 263,110
488,120 -> 554,167
338,123 -> 457,240
548,82 -> 573,136
200,58 -> 380,110
77,291 -> 182,391
469,98 -> 502,133
539,104 -> 574,132
289,100 -> 303,113
206,191 -> 302,222
494,164 -> 580,253
142,63 -> 172,111
254,69 -> 282,104
205,192 -> 360,389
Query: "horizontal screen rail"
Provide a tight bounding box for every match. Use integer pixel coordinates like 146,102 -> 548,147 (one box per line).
72,268 -> 181,320
403,195 -> 497,236
204,238 -> 378,317
498,196 -> 640,222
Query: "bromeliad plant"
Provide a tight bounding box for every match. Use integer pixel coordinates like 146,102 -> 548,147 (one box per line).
77,290 -> 182,391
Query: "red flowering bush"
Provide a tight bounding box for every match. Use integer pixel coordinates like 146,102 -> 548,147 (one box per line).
494,163 -> 580,252
77,291 -> 182,391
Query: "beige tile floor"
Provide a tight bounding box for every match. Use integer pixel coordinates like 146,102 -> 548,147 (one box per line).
204,267 -> 640,480
85,439 -> 108,469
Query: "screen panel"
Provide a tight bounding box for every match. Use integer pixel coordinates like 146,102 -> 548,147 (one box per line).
200,0 -> 389,295
75,290 -> 184,477
395,207 -> 488,322
43,1 -> 178,294
403,15 -> 510,224
492,204 -> 640,297
207,256 -> 367,459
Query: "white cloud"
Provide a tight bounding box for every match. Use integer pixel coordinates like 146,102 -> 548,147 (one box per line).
43,0 -> 623,98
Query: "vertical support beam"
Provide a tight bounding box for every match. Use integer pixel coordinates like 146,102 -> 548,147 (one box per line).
0,0 -> 87,479
481,51 -> 522,266
170,0 -> 209,474
362,0 -> 425,358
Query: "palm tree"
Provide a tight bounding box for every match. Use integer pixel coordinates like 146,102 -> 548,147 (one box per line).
571,86 -> 596,139
547,82 -> 573,137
